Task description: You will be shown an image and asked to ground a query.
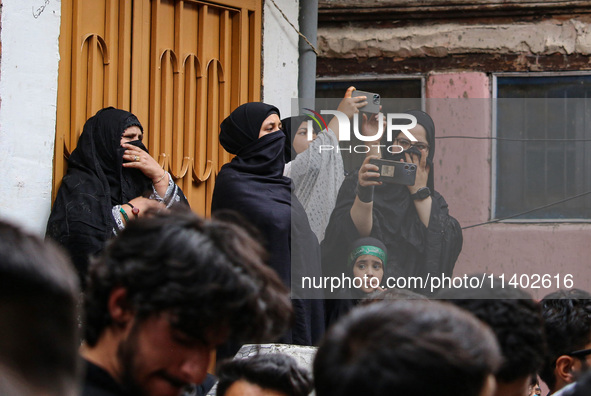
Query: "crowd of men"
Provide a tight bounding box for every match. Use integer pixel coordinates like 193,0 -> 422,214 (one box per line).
1,209 -> 591,396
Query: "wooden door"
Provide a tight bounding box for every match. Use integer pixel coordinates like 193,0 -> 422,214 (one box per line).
54,0 -> 262,215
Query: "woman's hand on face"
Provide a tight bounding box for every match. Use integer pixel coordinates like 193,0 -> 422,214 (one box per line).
121,143 -> 164,181
127,197 -> 167,217
358,155 -> 382,188
337,86 -> 367,119
403,149 -> 430,194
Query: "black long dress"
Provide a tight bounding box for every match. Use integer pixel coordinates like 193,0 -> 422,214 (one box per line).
212,103 -> 324,346
321,110 -> 463,296
46,107 -> 187,285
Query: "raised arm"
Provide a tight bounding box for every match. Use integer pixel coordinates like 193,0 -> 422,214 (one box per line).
350,155 -> 382,236
327,86 -> 367,140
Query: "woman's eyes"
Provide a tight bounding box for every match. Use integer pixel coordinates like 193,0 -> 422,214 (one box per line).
123,134 -> 142,141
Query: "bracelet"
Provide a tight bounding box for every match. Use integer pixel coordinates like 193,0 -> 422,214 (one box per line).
153,170 -> 167,185
119,207 -> 129,223
124,203 -> 140,219
355,183 -> 374,203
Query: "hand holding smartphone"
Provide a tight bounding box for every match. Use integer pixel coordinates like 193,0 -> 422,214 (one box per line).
369,158 -> 417,186
351,90 -> 381,114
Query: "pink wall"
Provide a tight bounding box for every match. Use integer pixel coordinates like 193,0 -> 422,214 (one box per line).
426,72 -> 591,299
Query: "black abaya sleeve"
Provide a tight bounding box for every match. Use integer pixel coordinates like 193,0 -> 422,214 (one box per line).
372,190 -> 463,284
419,192 -> 463,279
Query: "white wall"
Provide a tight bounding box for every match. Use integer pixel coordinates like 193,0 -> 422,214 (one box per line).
262,0 -> 299,118
0,0 -> 61,235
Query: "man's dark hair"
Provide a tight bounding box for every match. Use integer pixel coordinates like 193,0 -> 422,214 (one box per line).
539,288 -> 591,390
437,279 -> 546,384
361,287 -> 428,305
216,354 -> 313,396
313,300 -> 501,396
84,209 -> 293,347
0,220 -> 80,396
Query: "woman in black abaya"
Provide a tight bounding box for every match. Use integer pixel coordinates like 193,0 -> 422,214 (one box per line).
46,107 -> 187,285
212,102 -> 324,346
322,110 -> 462,296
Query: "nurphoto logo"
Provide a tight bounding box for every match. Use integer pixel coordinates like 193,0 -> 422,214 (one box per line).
303,110 -> 419,154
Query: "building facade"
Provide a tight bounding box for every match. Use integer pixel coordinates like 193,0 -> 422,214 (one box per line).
317,0 -> 591,296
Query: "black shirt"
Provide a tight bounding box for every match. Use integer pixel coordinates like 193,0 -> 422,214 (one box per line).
82,359 -> 126,396
81,359 -> 217,396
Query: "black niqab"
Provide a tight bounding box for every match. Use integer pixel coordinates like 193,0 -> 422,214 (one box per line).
46,107 -> 152,283
322,109 -> 462,295
212,102 -> 325,346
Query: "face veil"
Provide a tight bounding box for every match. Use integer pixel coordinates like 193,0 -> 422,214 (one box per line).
46,107 -> 152,283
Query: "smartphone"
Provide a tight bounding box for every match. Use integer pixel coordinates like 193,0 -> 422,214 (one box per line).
369,158 -> 417,186
351,90 -> 381,114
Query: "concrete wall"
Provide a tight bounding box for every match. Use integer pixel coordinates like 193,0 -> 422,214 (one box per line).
0,0 -> 61,235
318,18 -> 591,61
317,10 -> 591,76
262,0 -> 300,117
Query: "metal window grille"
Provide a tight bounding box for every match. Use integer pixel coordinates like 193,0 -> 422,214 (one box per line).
495,75 -> 591,220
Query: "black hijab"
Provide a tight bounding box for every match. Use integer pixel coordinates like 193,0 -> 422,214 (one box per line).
281,115 -> 321,162
371,109 -> 437,238
46,107 -> 152,283
219,102 -> 280,154
384,109 -> 436,191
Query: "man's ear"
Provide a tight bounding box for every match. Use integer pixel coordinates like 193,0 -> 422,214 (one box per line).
108,287 -> 133,327
478,374 -> 496,396
555,355 -> 578,384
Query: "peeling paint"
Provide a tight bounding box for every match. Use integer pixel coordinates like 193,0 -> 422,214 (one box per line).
318,17 -> 591,59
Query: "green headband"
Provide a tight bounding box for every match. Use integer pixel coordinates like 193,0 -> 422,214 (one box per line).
348,246 -> 387,268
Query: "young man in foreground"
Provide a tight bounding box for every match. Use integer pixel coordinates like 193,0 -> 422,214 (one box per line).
81,211 -> 293,396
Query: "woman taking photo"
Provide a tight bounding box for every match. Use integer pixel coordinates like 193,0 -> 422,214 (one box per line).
322,109 -> 462,296
282,86 -> 366,242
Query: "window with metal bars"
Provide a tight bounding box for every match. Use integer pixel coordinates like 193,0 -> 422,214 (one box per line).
495,75 -> 591,220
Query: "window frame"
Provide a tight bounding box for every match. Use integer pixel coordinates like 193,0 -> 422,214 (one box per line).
316,74 -> 426,109
492,71 -> 591,223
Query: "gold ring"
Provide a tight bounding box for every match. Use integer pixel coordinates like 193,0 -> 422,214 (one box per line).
134,155 -> 140,162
